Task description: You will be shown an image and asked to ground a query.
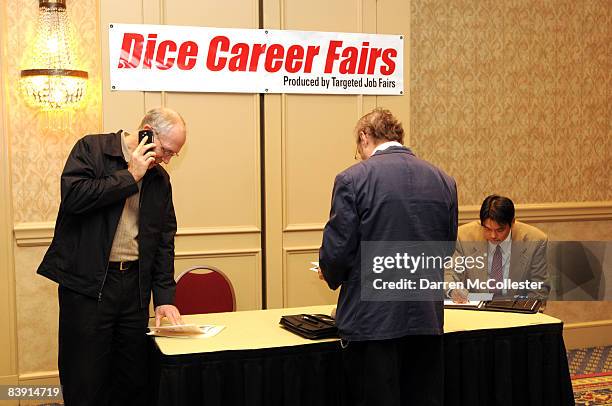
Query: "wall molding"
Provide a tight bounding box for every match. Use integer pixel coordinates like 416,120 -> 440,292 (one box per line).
18,370 -> 59,382
563,319 -> 612,350
175,248 -> 261,259
459,201 -> 612,224
13,222 -> 261,247
0,0 -> 18,377
283,201 -> 612,232
13,202 -> 612,246
176,226 -> 260,236
284,223 -> 325,232
281,246 -> 321,306
284,246 -> 319,253
0,374 -> 18,385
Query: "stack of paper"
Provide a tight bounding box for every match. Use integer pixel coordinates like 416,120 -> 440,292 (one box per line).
147,324 -> 225,338
444,293 -> 494,310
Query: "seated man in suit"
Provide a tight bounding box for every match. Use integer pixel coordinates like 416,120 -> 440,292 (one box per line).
446,194 -> 550,302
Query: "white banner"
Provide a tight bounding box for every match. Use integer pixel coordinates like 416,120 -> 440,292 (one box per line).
109,23 -> 404,95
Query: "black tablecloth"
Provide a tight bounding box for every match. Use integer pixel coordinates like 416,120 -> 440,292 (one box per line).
149,322 -> 574,406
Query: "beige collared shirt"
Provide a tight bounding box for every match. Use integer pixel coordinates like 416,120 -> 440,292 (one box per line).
108,131 -> 141,261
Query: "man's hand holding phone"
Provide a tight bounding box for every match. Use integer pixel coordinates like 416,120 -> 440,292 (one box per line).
128,134 -> 156,182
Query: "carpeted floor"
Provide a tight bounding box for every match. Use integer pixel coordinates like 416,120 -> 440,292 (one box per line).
568,346 -> 612,376
568,346 -> 612,406
572,373 -> 612,406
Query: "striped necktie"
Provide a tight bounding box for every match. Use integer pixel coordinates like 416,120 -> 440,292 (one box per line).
491,245 -> 503,296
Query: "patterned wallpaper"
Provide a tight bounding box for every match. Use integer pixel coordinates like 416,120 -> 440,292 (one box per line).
410,0 -> 611,206
7,0 -> 101,223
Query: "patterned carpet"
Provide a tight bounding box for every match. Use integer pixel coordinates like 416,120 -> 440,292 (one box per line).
568,346 -> 612,406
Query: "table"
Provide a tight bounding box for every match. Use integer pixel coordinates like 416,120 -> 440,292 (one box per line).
149,305 -> 575,406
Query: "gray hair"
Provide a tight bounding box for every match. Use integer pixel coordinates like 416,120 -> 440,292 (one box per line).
138,107 -> 186,136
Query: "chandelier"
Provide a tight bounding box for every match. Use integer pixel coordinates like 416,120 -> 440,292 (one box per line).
20,0 -> 88,111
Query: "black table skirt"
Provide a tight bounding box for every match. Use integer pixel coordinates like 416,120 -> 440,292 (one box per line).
149,323 -> 574,406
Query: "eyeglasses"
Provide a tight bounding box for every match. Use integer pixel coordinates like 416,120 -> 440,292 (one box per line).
354,143 -> 363,161
354,131 -> 366,161
160,144 -> 179,158
151,128 -> 179,158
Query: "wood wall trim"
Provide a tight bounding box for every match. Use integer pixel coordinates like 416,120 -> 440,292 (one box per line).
175,249 -> 261,259
563,319 -> 612,330
12,203 -> 612,246
459,201 -> 612,224
176,226 -> 261,236
0,0 -> 18,377
18,370 -> 59,381
562,319 -> 612,350
283,201 -> 612,232
0,374 -> 18,386
13,222 -> 261,247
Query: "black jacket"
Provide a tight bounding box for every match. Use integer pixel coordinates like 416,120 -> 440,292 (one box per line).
37,131 -> 176,308
319,146 -> 458,340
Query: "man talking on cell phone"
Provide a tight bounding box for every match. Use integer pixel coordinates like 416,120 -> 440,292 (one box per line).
37,107 -> 186,405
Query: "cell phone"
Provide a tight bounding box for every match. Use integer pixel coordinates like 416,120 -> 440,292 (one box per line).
138,129 -> 154,144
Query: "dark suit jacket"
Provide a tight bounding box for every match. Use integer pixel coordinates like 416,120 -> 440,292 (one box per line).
37,132 -> 177,308
319,146 -> 458,340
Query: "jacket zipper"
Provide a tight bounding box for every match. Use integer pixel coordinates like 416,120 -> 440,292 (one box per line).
98,159 -> 129,302
98,262 -> 109,302
137,177 -> 145,309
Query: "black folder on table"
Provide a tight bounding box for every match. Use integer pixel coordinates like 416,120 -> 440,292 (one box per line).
445,298 -> 542,314
279,314 -> 338,339
481,299 -> 542,313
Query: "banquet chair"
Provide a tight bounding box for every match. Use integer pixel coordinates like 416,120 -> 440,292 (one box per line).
174,265 -> 236,315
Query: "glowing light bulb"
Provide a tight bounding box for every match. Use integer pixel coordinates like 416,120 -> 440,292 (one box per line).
46,37 -> 59,53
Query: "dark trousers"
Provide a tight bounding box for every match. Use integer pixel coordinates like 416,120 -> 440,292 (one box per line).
58,268 -> 149,406
342,334 -> 444,406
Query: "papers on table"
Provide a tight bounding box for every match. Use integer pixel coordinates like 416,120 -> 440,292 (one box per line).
467,293 -> 494,302
444,293 -> 494,310
309,261 -> 319,273
147,324 -> 225,338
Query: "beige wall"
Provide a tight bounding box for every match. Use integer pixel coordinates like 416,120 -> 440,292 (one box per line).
0,0 -> 610,386
4,0 -> 102,383
263,0 -> 411,309
0,0 -> 19,392
408,0 -> 612,340
100,0 -> 264,316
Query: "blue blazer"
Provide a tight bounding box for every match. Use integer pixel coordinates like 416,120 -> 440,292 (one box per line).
319,146 -> 458,340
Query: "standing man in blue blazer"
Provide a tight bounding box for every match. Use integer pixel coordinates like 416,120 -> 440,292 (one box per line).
319,108 -> 458,406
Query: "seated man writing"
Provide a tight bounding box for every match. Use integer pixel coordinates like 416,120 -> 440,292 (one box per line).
446,194 -> 550,303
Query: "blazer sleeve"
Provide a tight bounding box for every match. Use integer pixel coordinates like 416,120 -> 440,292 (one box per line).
526,237 -> 551,299
60,137 -> 138,215
449,181 -> 459,243
319,171 -> 360,291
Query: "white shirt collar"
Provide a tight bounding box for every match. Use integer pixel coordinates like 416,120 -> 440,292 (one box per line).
488,230 -> 512,255
371,141 -> 403,157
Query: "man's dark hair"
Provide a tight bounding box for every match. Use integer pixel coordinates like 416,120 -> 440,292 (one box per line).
479,195 -> 515,226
